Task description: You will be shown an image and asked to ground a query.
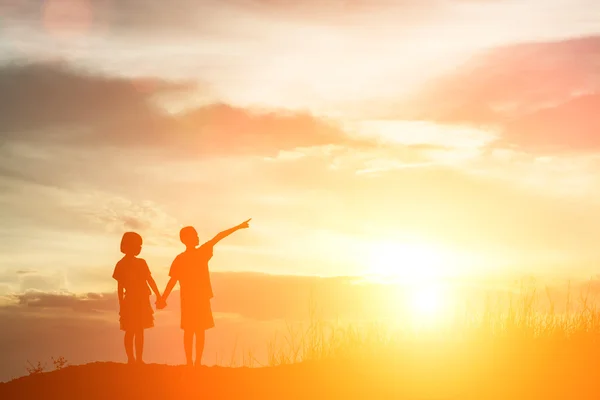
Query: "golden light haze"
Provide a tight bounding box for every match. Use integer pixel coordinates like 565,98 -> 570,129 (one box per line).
1,0 -> 600,382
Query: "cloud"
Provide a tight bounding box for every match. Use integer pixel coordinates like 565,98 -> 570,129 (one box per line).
5,273 -> 393,321
175,104 -> 362,155
0,0 -> 218,36
16,270 -> 36,275
397,35 -> 600,153
14,271 -> 589,324
19,273 -> 67,292
231,0 -> 443,21
407,36 -> 600,119
499,94 -> 600,153
0,62 -> 180,139
0,284 -> 12,296
0,62 -> 361,157
0,269 -> 68,294
12,291 -> 116,313
65,193 -> 181,237
0,0 -> 442,37
0,180 -> 167,237
0,180 -> 185,250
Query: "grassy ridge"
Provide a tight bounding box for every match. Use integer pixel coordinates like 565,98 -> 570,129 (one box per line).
4,285 -> 600,399
240,284 -> 600,366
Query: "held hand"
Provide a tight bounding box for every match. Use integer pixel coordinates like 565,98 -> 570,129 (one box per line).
155,298 -> 167,310
237,218 -> 251,230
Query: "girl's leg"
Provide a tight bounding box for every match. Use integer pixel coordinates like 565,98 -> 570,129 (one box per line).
124,331 -> 135,364
134,329 -> 144,363
183,330 -> 194,366
194,330 -> 205,367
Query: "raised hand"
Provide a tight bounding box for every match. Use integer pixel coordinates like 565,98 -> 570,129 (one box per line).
238,218 -> 251,229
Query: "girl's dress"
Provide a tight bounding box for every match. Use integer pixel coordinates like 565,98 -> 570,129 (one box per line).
112,257 -> 154,331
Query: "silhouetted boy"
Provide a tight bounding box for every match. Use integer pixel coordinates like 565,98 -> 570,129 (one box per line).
113,232 -> 163,364
160,219 -> 251,366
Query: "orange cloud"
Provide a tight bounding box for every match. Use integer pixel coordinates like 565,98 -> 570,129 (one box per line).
0,63 -> 366,156
395,36 -> 600,153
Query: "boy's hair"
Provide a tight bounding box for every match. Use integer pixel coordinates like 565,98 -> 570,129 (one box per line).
120,232 -> 142,254
179,226 -> 197,243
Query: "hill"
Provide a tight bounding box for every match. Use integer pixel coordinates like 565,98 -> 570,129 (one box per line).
1,352 -> 600,399
1,361 -> 363,400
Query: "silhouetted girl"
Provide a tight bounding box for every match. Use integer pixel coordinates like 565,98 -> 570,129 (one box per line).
113,232 -> 162,364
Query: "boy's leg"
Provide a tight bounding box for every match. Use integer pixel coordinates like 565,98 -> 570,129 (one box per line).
183,330 -> 194,366
194,330 -> 205,366
134,329 -> 144,363
124,331 -> 134,363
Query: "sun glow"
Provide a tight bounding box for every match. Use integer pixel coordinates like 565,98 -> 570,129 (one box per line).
407,284 -> 447,327
410,285 -> 442,315
365,241 -> 458,327
367,241 -> 448,284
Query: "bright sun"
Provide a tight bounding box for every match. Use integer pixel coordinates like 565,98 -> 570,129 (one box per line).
407,284 -> 445,325
366,241 -> 454,327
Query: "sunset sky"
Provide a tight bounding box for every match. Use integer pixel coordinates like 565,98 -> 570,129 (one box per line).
1,0 -> 600,380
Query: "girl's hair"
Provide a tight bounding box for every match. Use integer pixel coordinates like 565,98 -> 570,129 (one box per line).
120,232 -> 143,255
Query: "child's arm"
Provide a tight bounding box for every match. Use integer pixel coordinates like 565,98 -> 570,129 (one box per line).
159,257 -> 182,308
117,282 -> 124,305
161,277 -> 177,303
113,262 -> 124,305
205,218 -> 251,247
147,276 -> 161,299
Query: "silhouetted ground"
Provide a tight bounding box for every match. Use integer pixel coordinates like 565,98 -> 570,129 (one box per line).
2,352 -> 600,399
